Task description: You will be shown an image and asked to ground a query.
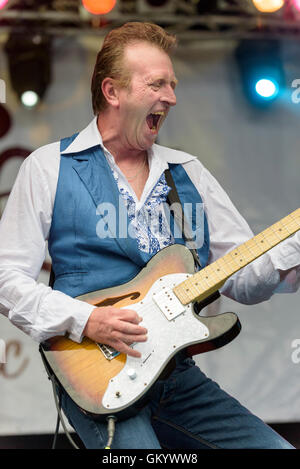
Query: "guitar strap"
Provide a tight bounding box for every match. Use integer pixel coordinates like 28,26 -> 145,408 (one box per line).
164,168 -> 202,271
49,265 -> 55,288
164,168 -> 221,325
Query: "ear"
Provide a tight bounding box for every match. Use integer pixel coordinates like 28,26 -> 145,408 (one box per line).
101,77 -> 120,108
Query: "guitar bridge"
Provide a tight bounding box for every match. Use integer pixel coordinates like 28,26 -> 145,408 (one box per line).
97,343 -> 120,360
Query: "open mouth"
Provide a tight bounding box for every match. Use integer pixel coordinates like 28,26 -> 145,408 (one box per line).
146,111 -> 165,133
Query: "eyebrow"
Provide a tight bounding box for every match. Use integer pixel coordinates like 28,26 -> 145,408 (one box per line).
150,76 -> 179,87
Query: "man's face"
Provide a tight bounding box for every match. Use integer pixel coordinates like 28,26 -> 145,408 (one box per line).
116,42 -> 177,152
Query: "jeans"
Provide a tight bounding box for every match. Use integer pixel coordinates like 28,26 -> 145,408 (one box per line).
60,355 -> 294,449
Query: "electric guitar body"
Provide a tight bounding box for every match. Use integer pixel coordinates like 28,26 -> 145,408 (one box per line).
40,244 -> 240,421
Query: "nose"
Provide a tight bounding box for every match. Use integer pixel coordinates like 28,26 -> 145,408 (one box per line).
160,85 -> 177,107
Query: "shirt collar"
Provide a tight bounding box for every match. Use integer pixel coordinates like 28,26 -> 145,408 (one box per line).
61,116 -> 197,165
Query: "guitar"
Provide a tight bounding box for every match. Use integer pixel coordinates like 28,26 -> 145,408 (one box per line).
40,208 -> 300,421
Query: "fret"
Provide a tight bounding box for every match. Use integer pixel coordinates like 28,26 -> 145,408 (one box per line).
283,212 -> 299,226
229,248 -> 250,268
288,219 -> 300,231
280,218 -> 294,236
193,274 -> 208,293
290,211 -> 300,225
214,264 -> 227,280
270,221 -> 291,240
227,254 -> 243,271
173,285 -> 191,304
278,221 -> 292,236
196,273 -> 212,291
243,241 -> 263,258
253,232 -> 268,246
235,244 -> 253,259
247,236 -> 267,255
265,227 -> 282,245
199,264 -> 221,283
184,277 -> 201,299
214,258 -> 232,277
242,240 -> 258,259
256,230 -> 272,243
206,264 -> 224,282
222,253 -> 244,273
174,276 -> 204,303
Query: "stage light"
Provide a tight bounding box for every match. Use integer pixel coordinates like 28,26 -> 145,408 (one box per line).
0,0 -> 9,9
82,0 -> 116,15
293,0 -> 300,12
21,91 -> 39,108
252,0 -> 284,13
5,33 -> 51,108
255,78 -> 279,99
235,40 -> 285,107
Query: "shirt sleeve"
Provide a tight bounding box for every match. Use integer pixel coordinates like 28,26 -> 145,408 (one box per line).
0,146 -> 94,343
186,160 -> 300,304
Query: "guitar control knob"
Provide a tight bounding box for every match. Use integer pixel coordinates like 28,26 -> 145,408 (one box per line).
127,368 -> 137,380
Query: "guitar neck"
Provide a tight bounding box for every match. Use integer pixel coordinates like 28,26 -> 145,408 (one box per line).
173,208 -> 300,305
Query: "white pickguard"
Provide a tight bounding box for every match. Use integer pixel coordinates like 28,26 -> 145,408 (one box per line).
102,273 -> 209,411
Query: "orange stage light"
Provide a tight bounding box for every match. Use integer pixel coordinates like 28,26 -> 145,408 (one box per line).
82,0 -> 117,15
252,0 -> 285,13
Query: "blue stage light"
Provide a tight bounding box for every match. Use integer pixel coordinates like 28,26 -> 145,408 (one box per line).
255,78 -> 279,99
235,40 -> 285,108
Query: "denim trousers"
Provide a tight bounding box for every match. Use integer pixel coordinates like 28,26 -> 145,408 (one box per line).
60,355 -> 294,449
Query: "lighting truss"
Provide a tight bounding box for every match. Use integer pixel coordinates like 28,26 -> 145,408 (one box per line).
1,1 -> 300,42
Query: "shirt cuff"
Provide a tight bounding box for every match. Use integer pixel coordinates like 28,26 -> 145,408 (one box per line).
270,234 -> 300,272
37,290 -> 95,344
68,300 -> 95,343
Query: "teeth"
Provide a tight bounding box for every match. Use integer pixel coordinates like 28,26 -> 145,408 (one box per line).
147,111 -> 165,133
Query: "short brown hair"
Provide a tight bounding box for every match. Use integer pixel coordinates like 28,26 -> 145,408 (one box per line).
91,22 -> 177,115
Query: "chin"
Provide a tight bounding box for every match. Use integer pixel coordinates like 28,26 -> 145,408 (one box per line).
146,134 -> 158,147
138,139 -> 156,151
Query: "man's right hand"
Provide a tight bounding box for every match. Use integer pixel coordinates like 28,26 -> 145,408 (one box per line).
82,306 -> 148,358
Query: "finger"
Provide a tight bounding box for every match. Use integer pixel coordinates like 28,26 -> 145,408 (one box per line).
118,309 -> 143,324
111,330 -> 147,344
108,339 -> 142,358
116,320 -> 148,336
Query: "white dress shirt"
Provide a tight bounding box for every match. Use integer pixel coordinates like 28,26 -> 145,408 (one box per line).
0,117 -> 299,343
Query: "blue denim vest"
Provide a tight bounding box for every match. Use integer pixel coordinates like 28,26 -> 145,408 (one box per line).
48,134 -> 210,297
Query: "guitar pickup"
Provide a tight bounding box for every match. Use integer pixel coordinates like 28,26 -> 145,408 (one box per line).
97,343 -> 120,360
97,342 -> 137,360
152,288 -> 186,321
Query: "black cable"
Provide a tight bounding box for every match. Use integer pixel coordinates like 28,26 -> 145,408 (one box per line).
50,372 -> 117,450
51,411 -> 61,449
50,375 -> 80,449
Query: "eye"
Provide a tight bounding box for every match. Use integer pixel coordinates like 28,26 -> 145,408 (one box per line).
150,80 -> 163,90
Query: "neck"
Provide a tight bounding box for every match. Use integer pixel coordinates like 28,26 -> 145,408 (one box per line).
97,112 -> 145,165
173,208 -> 300,305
